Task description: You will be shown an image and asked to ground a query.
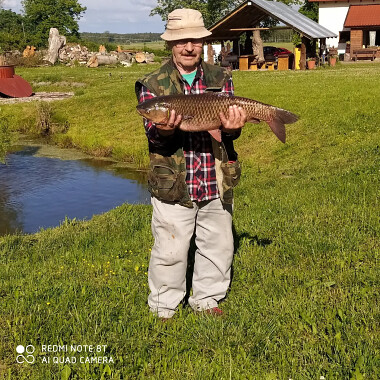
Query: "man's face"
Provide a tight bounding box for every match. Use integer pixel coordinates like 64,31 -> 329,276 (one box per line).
170,39 -> 203,73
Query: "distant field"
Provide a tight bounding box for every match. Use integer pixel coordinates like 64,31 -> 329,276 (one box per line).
122,40 -> 166,51
264,41 -> 294,51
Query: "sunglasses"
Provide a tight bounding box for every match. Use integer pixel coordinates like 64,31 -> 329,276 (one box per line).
174,39 -> 203,48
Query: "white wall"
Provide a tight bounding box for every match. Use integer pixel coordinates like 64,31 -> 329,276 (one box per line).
318,0 -> 380,53
203,44 -> 222,64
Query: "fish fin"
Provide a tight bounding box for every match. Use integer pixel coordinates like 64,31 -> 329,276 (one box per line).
182,115 -> 194,121
208,129 -> 222,142
276,108 -> 298,124
266,109 -> 298,143
267,118 -> 286,143
247,118 -> 261,124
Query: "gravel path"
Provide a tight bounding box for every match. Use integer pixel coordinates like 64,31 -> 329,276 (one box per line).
0,92 -> 74,104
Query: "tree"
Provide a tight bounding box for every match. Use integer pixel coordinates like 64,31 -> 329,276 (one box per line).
22,0 -> 86,47
150,0 -> 242,28
0,9 -> 26,50
150,0 -> 302,27
298,0 -> 318,22
206,0 -> 242,27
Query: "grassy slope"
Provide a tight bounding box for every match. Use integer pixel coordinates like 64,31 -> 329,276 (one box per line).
2,65 -> 152,166
0,63 -> 379,379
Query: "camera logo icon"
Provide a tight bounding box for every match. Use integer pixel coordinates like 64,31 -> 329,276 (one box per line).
16,345 -> 35,364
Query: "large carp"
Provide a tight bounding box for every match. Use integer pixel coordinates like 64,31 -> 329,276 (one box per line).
136,92 -> 298,143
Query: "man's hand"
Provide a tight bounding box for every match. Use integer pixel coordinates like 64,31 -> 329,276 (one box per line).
219,105 -> 247,134
156,110 -> 182,136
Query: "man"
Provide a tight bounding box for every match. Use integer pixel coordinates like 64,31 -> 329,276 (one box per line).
135,8 -> 247,319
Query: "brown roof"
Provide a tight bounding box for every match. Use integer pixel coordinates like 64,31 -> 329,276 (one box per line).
344,5 -> 380,28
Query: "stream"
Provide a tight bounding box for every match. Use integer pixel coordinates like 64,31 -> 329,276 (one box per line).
0,140 -> 150,236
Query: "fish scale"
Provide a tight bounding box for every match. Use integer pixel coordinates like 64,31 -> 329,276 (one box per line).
136,93 -> 298,143
169,94 -> 274,120
168,93 -> 272,127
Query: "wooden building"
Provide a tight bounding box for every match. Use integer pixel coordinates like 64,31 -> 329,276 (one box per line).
309,0 -> 380,60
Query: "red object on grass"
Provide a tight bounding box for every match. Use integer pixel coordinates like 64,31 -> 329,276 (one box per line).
0,65 -> 33,98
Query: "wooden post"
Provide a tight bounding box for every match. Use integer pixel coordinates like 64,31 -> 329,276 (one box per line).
207,43 -> 214,65
252,30 -> 264,63
319,38 -> 326,64
232,39 -> 239,56
300,36 -> 307,70
244,31 -> 253,55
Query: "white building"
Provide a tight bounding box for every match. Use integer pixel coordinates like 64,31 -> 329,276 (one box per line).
310,0 -> 380,57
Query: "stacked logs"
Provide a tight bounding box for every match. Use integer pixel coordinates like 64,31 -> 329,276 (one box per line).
46,29 -> 155,67
56,45 -> 155,67
59,44 -> 90,66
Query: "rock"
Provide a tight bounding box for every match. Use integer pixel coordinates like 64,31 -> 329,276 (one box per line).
120,61 -> 132,67
45,28 -> 66,65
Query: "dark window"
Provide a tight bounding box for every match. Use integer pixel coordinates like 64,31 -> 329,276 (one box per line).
339,31 -> 350,43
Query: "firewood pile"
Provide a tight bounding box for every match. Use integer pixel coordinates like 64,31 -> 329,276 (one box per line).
2,26 -> 157,68
58,44 -> 89,65
57,44 -> 155,67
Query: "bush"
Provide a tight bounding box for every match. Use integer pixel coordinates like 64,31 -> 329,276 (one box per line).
104,42 -> 118,52
80,40 -> 99,53
147,47 -> 171,57
7,52 -> 46,67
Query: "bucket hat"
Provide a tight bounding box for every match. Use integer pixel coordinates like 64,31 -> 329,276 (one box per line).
161,8 -> 212,41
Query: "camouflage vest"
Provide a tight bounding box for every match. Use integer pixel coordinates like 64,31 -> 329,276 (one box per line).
135,59 -> 241,208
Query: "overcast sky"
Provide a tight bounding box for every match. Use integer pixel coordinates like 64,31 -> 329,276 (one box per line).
2,0 -> 166,33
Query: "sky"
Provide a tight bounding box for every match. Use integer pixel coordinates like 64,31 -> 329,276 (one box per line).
2,0 -> 166,34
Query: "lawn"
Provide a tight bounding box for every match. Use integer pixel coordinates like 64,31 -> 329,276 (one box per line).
124,41 -> 166,51
0,62 -> 379,379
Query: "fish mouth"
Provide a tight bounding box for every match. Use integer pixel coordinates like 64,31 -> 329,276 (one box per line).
136,105 -> 145,116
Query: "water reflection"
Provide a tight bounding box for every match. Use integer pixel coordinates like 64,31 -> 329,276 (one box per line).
0,145 -> 150,236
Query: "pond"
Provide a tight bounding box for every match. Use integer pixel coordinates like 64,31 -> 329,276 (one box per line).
0,141 -> 150,236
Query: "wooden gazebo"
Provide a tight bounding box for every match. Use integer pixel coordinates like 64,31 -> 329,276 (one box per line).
204,0 -> 337,70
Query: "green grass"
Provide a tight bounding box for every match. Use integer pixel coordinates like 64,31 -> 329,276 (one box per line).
123,41 -> 166,51
0,63 -> 379,379
0,118 -> 12,163
1,65 -> 153,166
264,42 -> 294,51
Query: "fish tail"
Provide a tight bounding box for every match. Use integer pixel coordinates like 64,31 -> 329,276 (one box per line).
276,108 -> 299,125
267,119 -> 286,143
266,109 -> 298,144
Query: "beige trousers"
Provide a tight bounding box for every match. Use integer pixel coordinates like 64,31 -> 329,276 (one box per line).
148,196 -> 234,318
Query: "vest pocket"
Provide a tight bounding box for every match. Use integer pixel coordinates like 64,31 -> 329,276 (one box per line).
221,160 -> 241,188
149,164 -> 177,191
148,164 -> 186,202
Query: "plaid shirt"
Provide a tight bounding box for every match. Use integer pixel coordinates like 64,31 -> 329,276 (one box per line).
138,65 -> 234,202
